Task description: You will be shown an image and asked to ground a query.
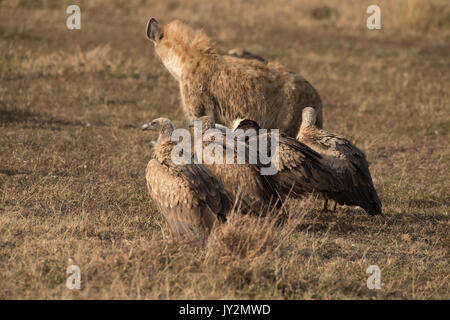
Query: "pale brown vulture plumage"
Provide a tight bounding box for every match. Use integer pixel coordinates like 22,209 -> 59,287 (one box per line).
142,118 -> 231,238
232,119 -> 351,205
189,116 -> 283,216
297,107 -> 382,215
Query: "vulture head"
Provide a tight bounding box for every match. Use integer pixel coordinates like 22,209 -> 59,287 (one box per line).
232,118 -> 261,131
142,117 -> 175,141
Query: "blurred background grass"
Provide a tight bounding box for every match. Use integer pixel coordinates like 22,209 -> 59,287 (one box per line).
0,0 -> 449,299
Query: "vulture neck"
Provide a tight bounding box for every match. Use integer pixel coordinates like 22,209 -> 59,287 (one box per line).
300,108 -> 317,131
154,137 -> 175,164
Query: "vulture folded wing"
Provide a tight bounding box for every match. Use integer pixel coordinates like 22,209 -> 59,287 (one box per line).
204,163 -> 274,214
278,135 -> 342,196
146,160 -> 230,237
333,138 -> 382,215
205,138 -> 283,215
180,163 -> 231,222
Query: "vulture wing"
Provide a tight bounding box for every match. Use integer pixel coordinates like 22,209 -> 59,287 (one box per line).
277,134 -> 343,197
202,138 -> 283,215
146,159 -> 230,237
333,137 -> 382,215
304,128 -> 382,215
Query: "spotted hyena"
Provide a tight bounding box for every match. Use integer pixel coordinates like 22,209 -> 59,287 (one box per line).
146,18 -> 323,137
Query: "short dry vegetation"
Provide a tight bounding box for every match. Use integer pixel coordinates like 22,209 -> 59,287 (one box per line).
0,0 -> 449,299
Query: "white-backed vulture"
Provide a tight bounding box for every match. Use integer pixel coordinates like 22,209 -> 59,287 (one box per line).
189,116 -> 283,216
142,117 -> 231,238
232,119 -> 352,206
297,107 -> 382,215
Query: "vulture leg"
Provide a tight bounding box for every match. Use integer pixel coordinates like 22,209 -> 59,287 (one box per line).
331,201 -> 337,212
322,199 -> 329,212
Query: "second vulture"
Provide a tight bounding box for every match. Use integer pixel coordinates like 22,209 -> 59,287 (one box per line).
233,117 -> 382,215
297,107 -> 382,215
189,116 -> 283,216
142,117 -> 231,238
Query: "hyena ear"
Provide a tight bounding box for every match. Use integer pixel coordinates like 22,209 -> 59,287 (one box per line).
146,18 -> 162,43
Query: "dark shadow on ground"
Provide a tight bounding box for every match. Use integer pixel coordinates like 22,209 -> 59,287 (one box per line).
0,168 -> 31,176
0,108 -> 84,128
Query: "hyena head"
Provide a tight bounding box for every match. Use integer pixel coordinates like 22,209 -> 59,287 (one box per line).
146,18 -> 216,80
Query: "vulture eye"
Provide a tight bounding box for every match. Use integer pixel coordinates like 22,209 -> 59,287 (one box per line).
159,33 -> 164,40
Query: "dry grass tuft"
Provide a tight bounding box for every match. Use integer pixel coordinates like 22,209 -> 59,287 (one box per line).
207,209 -> 295,262
0,0 -> 449,299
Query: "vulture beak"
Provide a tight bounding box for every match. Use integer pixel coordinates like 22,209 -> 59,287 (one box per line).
142,121 -> 157,131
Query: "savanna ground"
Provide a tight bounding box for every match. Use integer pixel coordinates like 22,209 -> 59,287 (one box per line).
0,0 -> 449,299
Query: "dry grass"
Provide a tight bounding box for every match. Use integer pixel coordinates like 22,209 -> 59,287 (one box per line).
0,0 -> 449,299
395,0 -> 450,32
